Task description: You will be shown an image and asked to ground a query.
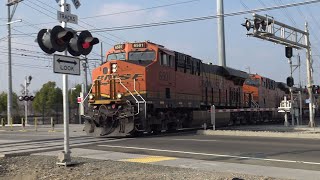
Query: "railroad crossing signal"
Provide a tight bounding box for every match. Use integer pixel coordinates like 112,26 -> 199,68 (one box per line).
18,95 -> 35,101
286,77 -> 294,87
242,16 -> 272,32
37,26 -> 99,56
285,46 -> 293,59
68,30 -> 99,56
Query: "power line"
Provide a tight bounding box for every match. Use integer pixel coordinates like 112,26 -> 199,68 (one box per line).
88,0 -> 320,32
81,0 -> 202,20
21,1 -> 121,45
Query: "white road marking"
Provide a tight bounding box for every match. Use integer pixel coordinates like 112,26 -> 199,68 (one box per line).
0,138 -> 133,155
170,139 -> 218,142
99,145 -> 320,165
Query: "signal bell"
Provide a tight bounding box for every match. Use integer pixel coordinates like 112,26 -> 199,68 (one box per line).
68,30 -> 99,56
37,25 -> 73,54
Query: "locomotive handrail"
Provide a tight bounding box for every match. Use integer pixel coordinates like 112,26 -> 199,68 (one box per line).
113,77 -> 142,116
133,78 -> 147,120
251,100 -> 259,108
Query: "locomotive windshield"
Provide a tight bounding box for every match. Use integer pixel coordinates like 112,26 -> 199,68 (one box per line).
128,51 -> 155,61
107,52 -> 126,61
244,78 -> 260,87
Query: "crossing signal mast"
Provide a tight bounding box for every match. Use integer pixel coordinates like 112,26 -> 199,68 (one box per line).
36,0 -> 100,166
242,13 -> 315,127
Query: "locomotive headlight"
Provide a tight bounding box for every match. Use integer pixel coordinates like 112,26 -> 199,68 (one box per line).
89,94 -> 95,100
111,64 -> 117,73
117,93 -> 122,99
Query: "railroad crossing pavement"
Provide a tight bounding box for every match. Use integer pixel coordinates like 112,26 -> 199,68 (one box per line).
34,147 -> 320,180
0,124 -> 119,156
1,125 -> 320,179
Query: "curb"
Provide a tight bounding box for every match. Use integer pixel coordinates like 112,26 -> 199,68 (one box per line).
197,130 -> 320,139
0,152 -> 30,158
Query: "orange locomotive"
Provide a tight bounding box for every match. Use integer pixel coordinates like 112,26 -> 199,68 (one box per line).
83,41 -> 286,137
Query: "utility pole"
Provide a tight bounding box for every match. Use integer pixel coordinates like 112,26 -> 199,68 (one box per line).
6,0 -> 23,125
101,42 -> 104,65
298,54 -> 303,125
217,0 -> 226,67
82,57 -> 88,114
305,22 -> 315,127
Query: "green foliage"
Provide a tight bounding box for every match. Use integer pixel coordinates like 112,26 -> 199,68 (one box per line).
0,92 -> 19,114
32,81 -> 63,114
69,84 -> 82,108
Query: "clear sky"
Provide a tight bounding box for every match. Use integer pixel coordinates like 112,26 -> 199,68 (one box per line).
0,0 -> 319,95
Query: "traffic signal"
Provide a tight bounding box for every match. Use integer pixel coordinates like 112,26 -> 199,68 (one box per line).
286,77 -> 294,87
18,96 -> 35,101
68,30 -> 99,56
285,46 -> 293,59
37,25 -> 74,54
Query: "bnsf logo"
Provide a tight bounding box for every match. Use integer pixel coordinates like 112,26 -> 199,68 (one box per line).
97,74 -> 143,81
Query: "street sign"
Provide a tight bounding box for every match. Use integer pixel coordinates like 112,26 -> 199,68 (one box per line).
57,11 -> 78,24
71,0 -> 81,9
65,3 -> 71,13
53,54 -> 80,75
77,97 -> 82,103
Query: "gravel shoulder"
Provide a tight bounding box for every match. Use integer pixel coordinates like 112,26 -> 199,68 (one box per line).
0,155 -> 285,180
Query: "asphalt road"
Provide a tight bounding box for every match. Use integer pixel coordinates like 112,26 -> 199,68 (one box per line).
81,132 -> 320,171
1,125 -> 320,171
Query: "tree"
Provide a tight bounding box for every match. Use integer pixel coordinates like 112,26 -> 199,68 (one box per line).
32,81 -> 63,115
69,84 -> 82,108
0,92 -> 19,115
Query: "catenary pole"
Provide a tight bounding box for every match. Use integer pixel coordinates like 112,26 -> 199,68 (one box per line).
217,0 -> 226,67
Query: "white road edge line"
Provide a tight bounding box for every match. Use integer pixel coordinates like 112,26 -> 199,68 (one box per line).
170,139 -> 218,142
99,145 -> 320,165
0,139 -> 133,154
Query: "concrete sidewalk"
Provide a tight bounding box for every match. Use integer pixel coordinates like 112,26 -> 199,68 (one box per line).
198,125 -> 320,139
34,148 -> 320,180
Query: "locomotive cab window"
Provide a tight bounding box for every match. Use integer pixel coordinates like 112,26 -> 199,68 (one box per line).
244,79 -> 260,87
107,52 -> 126,61
128,51 -> 156,61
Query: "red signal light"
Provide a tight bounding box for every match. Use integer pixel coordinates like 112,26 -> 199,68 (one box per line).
82,42 -> 90,49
